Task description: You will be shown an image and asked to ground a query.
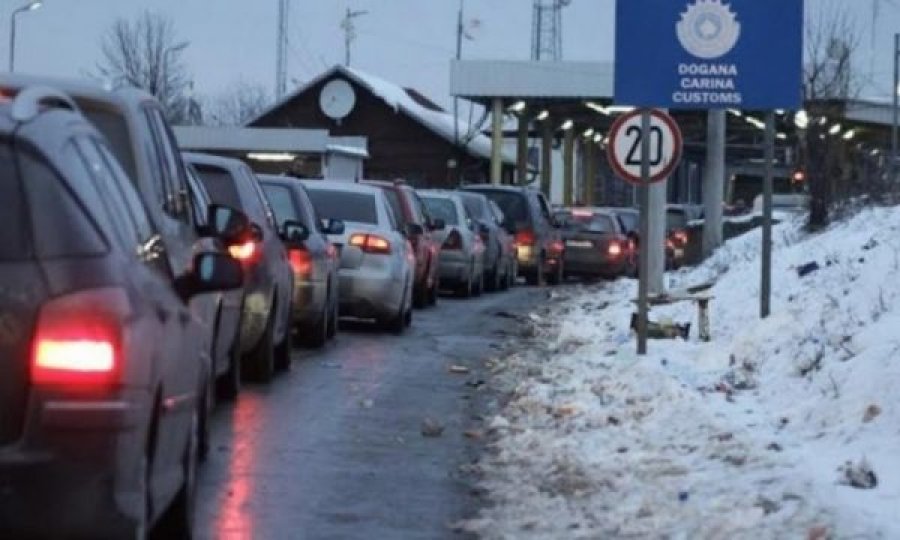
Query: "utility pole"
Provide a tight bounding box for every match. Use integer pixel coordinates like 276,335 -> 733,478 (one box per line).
702,110 -> 726,256
453,0 -> 464,185
531,0 -> 570,61
341,8 -> 368,67
276,0 -> 289,100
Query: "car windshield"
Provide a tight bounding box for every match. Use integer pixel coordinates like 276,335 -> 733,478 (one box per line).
421,197 -> 459,225
306,188 -> 378,224
194,165 -> 243,210
558,212 -> 616,233
0,142 -> 28,260
476,191 -> 528,224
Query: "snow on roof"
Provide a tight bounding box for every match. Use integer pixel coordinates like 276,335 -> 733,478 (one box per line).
250,65 -> 514,164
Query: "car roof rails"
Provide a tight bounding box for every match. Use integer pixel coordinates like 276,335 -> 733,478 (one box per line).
10,85 -> 80,123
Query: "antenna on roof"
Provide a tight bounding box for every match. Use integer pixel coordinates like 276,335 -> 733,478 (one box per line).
341,8 -> 369,67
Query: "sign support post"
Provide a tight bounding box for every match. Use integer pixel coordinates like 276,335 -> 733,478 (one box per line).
637,110 -> 652,354
761,110 -> 775,318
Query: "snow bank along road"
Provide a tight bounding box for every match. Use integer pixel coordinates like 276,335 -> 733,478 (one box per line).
463,207 -> 900,539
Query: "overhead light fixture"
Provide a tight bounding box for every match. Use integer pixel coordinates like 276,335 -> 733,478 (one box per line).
871,149 -> 881,156
507,101 -> 526,113
585,102 -> 609,115
842,128 -> 856,140
583,128 -> 595,138
536,110 -> 550,121
606,106 -> 635,114
727,109 -> 742,117
247,152 -> 297,162
818,117 -> 828,126
593,133 -> 603,143
828,123 -> 842,135
794,110 -> 809,129
560,119 -> 574,130
776,132 -> 787,140
775,109 -> 785,115
745,117 -> 765,130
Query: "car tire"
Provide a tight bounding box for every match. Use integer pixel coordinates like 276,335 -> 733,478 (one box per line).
427,278 -> 439,306
457,272 -> 473,298
274,316 -> 293,372
413,283 -> 428,309
215,331 -> 241,402
327,292 -> 339,339
525,257 -> 545,286
244,312 -> 275,384
383,298 -> 406,335
473,267 -> 484,297
548,259 -> 564,285
154,407 -> 198,539
303,304 -> 329,349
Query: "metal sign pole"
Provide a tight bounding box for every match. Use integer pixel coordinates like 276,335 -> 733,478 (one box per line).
761,110 -> 775,318
637,109 -> 651,354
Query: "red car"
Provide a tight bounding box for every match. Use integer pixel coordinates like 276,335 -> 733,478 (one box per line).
363,180 -> 443,307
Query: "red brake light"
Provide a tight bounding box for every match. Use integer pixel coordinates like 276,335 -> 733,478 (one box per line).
607,242 -> 623,257
672,230 -> 689,245
288,248 -> 312,275
550,240 -> 565,254
571,209 -> 593,218
229,240 -> 258,261
515,230 -> 536,247
31,288 -> 127,386
349,233 -> 392,254
443,230 -> 463,250
666,239 -> 676,250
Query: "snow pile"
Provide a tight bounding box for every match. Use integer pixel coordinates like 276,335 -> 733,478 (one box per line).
465,207 -> 900,539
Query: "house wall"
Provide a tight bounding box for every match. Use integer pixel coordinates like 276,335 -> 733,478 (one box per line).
251,75 -> 511,189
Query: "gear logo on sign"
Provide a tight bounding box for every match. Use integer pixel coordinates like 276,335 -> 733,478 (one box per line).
676,0 -> 741,60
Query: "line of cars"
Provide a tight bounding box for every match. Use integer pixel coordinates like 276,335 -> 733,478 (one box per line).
0,75 -> 582,538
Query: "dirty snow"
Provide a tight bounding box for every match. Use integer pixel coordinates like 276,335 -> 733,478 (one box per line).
464,206 -> 900,539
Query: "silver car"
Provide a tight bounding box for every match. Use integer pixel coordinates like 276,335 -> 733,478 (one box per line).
301,180 -> 415,334
419,190 -> 486,297
459,191 -> 517,292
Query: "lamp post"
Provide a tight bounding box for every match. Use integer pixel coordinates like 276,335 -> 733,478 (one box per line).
9,1 -> 42,72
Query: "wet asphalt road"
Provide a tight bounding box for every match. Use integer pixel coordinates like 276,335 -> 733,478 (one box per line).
195,286 -> 544,540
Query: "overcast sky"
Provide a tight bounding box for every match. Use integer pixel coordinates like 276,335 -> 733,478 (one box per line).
9,0 -> 900,107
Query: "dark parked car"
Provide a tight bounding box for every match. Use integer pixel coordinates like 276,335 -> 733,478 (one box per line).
259,175 -> 341,348
555,208 -> 635,279
462,184 -> 564,285
185,153 -> 294,382
0,88 -> 244,537
459,191 -> 517,291
184,163 -> 245,400
363,180 -> 443,308
608,207 -> 676,272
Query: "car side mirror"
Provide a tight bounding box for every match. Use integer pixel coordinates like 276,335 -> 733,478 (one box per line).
406,222 -> 425,237
281,220 -> 309,245
429,218 -> 446,231
477,222 -> 491,235
204,204 -> 251,243
176,252 -> 244,300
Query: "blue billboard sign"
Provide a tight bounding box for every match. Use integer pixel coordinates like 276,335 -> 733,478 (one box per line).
614,0 -> 804,110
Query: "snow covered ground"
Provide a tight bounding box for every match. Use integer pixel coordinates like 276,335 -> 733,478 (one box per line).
464,206 -> 900,539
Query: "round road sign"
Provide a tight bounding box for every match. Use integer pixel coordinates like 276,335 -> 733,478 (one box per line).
607,109 -> 683,185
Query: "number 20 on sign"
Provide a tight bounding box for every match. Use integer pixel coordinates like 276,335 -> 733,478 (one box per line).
607,109 -> 683,185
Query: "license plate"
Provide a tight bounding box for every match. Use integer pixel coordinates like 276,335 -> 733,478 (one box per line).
566,240 -> 593,248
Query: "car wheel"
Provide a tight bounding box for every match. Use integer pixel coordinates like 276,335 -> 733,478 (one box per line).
413,282 -> 428,309
303,303 -> 329,349
327,292 -> 339,339
548,259 -> 564,285
154,408 -> 198,538
274,316 -> 293,372
473,267 -> 484,297
427,277 -> 439,306
382,296 -> 406,335
215,331 -> 241,402
457,271 -> 473,298
244,312 -> 275,383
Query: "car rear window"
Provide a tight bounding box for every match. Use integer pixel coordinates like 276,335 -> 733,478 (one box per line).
474,190 -> 529,224
559,212 -> 616,233
461,194 -> 489,220
0,142 -> 28,260
617,211 -> 639,232
306,188 -> 377,224
381,188 -> 407,224
421,197 -> 459,226
194,165 -> 243,210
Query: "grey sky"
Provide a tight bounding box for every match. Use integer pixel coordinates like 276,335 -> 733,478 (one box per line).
8,0 -> 900,108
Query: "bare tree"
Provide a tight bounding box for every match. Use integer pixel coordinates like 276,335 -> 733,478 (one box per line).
204,81 -> 272,127
801,2 -> 863,230
96,11 -> 197,124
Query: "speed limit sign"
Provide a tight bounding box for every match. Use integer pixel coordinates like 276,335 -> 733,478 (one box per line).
607,109 -> 683,184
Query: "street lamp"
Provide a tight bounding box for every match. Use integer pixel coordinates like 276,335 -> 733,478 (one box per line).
9,1 -> 42,72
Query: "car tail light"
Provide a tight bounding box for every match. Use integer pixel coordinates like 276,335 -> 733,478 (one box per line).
550,240 -> 565,255
31,288 -> 129,386
288,248 -> 312,276
228,240 -> 259,262
515,229 -> 536,247
607,241 -> 623,257
349,233 -> 392,254
666,239 -> 676,250
672,230 -> 689,246
443,230 -> 463,250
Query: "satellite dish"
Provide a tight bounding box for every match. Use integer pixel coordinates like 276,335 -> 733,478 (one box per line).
319,79 -> 356,120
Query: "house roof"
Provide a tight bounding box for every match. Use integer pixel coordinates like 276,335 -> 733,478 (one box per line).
249,64 -> 515,164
